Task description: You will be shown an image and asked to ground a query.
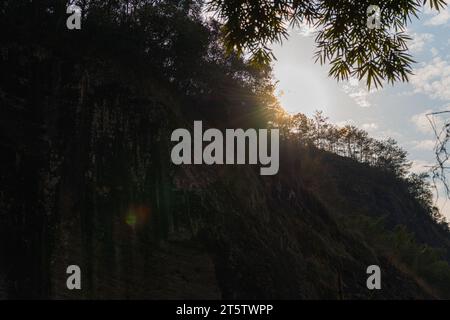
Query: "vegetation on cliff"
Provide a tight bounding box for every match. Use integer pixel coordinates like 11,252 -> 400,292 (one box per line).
0,0 -> 449,299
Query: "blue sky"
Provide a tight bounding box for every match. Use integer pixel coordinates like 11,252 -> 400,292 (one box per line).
271,6 -> 450,218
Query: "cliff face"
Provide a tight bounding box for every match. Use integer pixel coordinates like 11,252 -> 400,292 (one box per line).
1,66 -> 449,298
1,2 -> 450,300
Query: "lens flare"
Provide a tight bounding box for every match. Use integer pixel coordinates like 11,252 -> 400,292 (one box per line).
125,205 -> 150,228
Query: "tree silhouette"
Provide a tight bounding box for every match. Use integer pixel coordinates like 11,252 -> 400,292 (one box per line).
208,0 -> 447,89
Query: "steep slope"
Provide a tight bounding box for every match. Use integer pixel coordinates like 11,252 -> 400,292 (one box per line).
3,77 -> 449,298
1,1 -> 450,300
310,151 -> 450,257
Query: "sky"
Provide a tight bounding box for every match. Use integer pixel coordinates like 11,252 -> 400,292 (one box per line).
271,6 -> 450,219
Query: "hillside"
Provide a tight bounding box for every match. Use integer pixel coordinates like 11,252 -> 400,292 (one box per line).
2,71 -> 450,299
1,0 -> 450,299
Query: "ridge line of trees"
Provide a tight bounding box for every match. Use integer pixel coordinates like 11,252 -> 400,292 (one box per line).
267,108 -> 449,230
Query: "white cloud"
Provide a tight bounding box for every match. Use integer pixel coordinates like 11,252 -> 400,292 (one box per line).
430,47 -> 439,57
410,159 -> 434,174
295,23 -> 316,37
335,119 -> 355,127
424,6 -> 450,26
341,77 -> 376,108
410,108 -> 450,141
361,122 -> 378,131
371,129 -> 403,140
411,139 -> 436,151
435,195 -> 450,221
410,56 -> 450,101
410,109 -> 435,134
409,33 -> 434,53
